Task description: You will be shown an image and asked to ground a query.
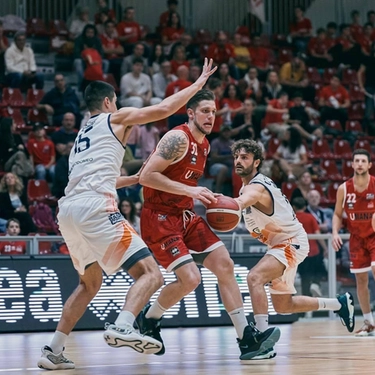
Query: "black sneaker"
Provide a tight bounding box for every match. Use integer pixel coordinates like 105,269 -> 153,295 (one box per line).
237,323 -> 281,360
135,303 -> 165,355
334,292 -> 355,332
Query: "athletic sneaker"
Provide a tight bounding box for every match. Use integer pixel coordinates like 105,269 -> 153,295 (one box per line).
37,345 -> 75,370
103,322 -> 162,354
237,323 -> 281,360
250,347 -> 277,360
310,283 -> 322,297
334,292 -> 355,332
135,303 -> 165,355
355,320 -> 375,336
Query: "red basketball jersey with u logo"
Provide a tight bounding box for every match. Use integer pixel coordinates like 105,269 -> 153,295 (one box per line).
143,123 -> 210,212
344,175 -> 375,238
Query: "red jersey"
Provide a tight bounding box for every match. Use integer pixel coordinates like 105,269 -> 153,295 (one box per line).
170,59 -> 190,75
357,35 -> 374,54
0,241 -> 27,255
100,33 -> 122,59
116,21 -> 141,44
165,79 -> 192,114
289,18 -> 312,35
350,23 -> 363,42
162,27 -> 185,43
143,124 -> 210,212
27,138 -> 55,166
248,46 -> 269,69
308,37 -> 330,55
264,99 -> 291,125
295,212 -> 319,257
335,36 -> 353,50
344,175 -> 375,238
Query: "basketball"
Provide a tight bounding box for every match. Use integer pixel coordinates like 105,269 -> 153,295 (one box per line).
206,196 -> 242,232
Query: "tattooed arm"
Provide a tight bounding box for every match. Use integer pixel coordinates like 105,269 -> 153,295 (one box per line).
139,130 -> 216,203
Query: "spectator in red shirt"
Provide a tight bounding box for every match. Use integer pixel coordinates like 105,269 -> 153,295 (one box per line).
116,6 -> 144,54
161,11 -> 185,48
27,124 -> 56,181
170,45 -> 190,75
264,91 -> 291,136
307,28 -> 333,69
350,10 -> 363,42
164,65 -> 191,129
221,83 -> 243,122
0,218 -> 27,255
159,0 -> 179,31
367,10 -> 375,28
81,42 -> 104,91
289,6 -> 313,52
358,23 -> 374,56
326,22 -> 338,49
318,75 -> 350,126
292,197 -> 327,299
247,34 -> 270,80
100,19 -> 124,84
207,31 -> 238,78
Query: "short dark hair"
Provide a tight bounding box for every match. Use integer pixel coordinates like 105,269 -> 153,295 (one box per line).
277,91 -> 288,98
339,23 -> 349,33
353,149 -> 371,162
230,139 -> 264,171
316,27 -> 326,34
84,81 -> 115,112
327,22 -> 338,29
367,10 -> 375,17
207,77 -> 222,90
132,56 -> 144,65
292,197 -> 306,210
364,22 -> 373,29
168,0 -> 178,5
6,218 -> 20,228
351,10 -> 359,17
186,90 -> 215,111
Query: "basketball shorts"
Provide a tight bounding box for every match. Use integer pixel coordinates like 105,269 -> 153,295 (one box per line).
267,233 -> 309,295
58,194 -> 150,276
349,234 -> 375,273
141,208 -> 224,272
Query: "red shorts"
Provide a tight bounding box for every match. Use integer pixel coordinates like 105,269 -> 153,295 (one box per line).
349,233 -> 375,273
140,208 -> 223,272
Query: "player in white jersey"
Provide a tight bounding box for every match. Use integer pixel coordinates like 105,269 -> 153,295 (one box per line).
37,58 -> 217,371
230,139 -> 355,360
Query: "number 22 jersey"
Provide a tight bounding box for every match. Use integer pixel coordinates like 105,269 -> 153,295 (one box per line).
343,175 -> 375,238
62,113 -> 125,200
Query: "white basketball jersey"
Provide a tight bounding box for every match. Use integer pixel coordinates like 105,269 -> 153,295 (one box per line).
241,173 -> 305,246
63,113 -> 125,200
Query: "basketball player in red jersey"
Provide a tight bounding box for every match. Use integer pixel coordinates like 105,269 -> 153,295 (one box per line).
138,89 -> 280,360
333,149 -> 375,336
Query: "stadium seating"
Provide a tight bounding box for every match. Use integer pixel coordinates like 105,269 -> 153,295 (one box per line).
310,138 -> 333,159
319,159 -> 342,181
281,182 -> 297,200
25,89 -> 45,107
1,88 -> 25,108
27,179 -> 57,206
333,139 -> 352,160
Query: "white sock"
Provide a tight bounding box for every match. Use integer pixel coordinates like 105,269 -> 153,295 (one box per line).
50,331 -> 68,354
363,312 -> 374,325
254,314 -> 269,332
146,301 -> 167,320
317,298 -> 341,311
115,310 -> 135,328
229,307 -> 248,339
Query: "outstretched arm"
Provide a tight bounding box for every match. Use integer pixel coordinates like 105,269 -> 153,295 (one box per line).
111,58 -> 217,127
234,184 -> 264,210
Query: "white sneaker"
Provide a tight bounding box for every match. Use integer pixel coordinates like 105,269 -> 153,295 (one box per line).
355,320 -> 375,336
37,345 -> 75,370
310,283 -> 322,297
244,347 -> 277,361
103,322 -> 163,354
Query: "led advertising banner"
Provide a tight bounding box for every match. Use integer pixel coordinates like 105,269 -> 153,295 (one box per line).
0,255 -> 297,332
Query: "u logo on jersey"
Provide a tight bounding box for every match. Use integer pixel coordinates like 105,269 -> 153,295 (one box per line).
184,169 -> 201,181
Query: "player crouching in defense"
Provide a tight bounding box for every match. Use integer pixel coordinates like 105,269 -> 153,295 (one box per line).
230,139 -> 355,359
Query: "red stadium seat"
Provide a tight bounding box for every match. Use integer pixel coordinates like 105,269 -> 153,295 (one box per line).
326,182 -> 340,206
342,68 -> 358,86
49,19 -> 69,36
325,120 -> 343,134
278,48 -> 293,64
320,159 -> 342,181
27,108 -> 49,125
281,182 -> 297,200
27,18 -> 49,37
349,85 -> 365,103
333,139 -> 352,160
25,89 -> 45,107
348,103 -> 365,120
27,179 -> 57,206
195,28 -> 213,44
104,73 -> 119,94
306,67 -> 322,84
323,68 -> 337,84
235,25 -> 251,46
1,88 -> 25,108
310,138 -> 333,159
345,120 -> 362,133
342,159 -> 353,179
354,139 -> 372,154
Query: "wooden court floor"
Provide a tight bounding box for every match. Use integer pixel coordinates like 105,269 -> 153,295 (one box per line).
1,319 -> 375,375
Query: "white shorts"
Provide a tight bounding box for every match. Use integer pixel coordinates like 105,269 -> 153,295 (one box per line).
267,234 -> 309,295
58,194 -> 150,276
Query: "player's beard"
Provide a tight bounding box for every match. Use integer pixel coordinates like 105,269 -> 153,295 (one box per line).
235,161 -> 256,177
354,169 -> 369,177
194,118 -> 211,135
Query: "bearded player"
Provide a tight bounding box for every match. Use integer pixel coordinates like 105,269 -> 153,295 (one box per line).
333,148 -> 375,336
